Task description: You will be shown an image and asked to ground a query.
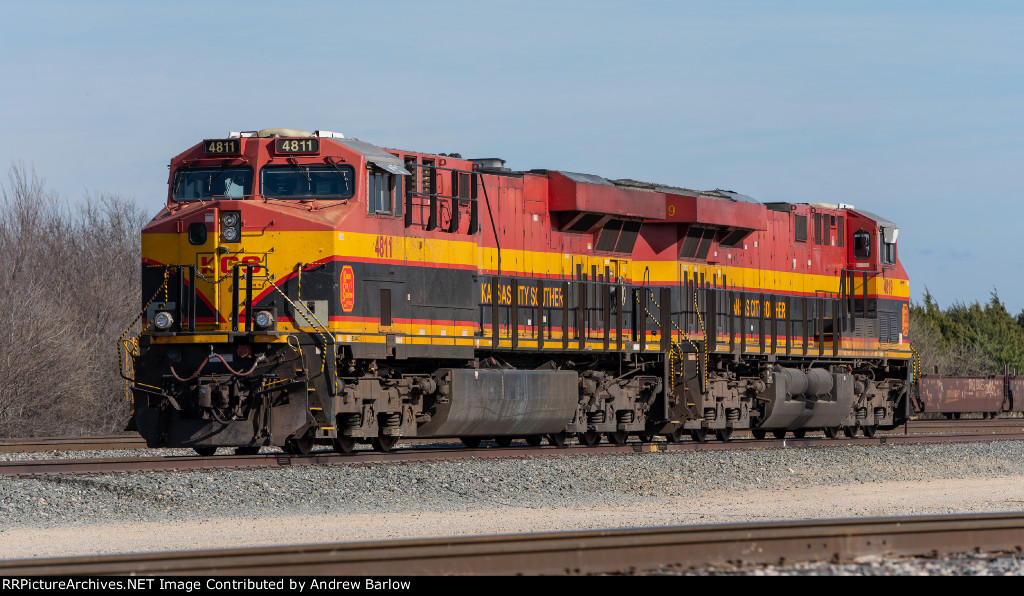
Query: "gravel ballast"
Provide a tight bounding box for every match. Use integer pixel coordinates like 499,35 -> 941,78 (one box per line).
1,440 -> 1024,573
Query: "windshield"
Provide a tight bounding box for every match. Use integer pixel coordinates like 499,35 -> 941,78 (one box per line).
172,167 -> 253,201
260,165 -> 355,200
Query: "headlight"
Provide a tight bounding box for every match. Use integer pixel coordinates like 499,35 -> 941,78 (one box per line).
253,310 -> 275,329
221,211 -> 241,242
153,311 -> 175,330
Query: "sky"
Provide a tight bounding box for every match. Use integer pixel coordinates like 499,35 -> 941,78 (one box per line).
1,1 -> 1022,313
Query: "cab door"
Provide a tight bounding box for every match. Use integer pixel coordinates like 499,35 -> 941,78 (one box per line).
845,220 -> 877,337
607,258 -> 630,349
190,208 -> 223,330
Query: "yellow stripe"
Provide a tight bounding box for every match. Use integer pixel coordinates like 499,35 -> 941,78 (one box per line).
143,225 -> 911,359
151,334 -> 230,343
143,229 -> 910,302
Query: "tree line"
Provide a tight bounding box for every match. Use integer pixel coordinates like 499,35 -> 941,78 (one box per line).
0,165 -> 145,437
911,289 -> 1024,378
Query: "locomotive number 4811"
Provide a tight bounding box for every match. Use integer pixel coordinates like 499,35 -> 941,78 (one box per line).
204,139 -> 240,155
374,235 -> 394,259
274,138 -> 319,154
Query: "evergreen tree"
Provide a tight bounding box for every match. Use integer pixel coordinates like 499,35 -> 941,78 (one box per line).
910,289 -> 1024,376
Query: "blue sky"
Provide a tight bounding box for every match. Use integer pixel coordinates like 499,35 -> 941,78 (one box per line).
2,1 -> 1022,312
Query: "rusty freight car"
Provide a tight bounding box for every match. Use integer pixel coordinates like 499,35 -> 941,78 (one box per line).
915,367 -> 1024,419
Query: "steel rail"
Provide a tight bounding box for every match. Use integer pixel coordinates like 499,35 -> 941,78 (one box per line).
0,419 -> 1018,456
1,430 -> 1022,478
0,435 -> 148,453
893,420 -> 1024,434
2,512 -> 1023,576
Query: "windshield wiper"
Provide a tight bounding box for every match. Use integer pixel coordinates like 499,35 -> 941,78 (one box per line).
293,164 -> 312,191
205,160 -> 244,195
284,158 -> 312,194
172,173 -> 184,201
324,159 -> 352,193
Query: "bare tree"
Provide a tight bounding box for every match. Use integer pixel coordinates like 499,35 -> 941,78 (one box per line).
0,164 -> 147,437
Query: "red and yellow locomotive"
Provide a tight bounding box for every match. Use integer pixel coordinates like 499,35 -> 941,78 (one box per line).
125,128 -> 913,454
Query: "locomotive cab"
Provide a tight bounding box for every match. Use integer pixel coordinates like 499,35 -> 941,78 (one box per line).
130,128 -> 483,455
842,209 -> 909,348
131,129 -> 389,454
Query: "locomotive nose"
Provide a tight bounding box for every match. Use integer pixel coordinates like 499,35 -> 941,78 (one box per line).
198,203 -> 269,331
168,202 -> 268,332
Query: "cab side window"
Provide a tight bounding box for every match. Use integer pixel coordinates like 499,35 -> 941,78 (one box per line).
369,170 -> 395,215
853,230 -> 871,260
881,231 -> 896,264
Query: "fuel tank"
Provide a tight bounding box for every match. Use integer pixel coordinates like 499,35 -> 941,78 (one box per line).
417,369 -> 579,437
757,366 -> 854,430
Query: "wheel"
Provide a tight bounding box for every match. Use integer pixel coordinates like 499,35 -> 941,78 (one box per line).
772,430 -> 787,439
606,431 -> 628,445
637,433 -> 654,443
494,437 -> 514,447
285,432 -> 314,456
372,435 -> 399,453
546,432 -> 569,448
691,429 -> 708,443
823,427 -> 840,439
234,446 -> 261,455
843,426 -> 857,438
663,427 -> 684,443
715,428 -> 732,442
525,435 -> 543,446
751,429 -> 767,440
460,437 -> 482,448
331,437 -> 355,454
861,425 -> 877,438
792,429 -> 806,438
577,430 -> 602,446
193,446 -> 217,457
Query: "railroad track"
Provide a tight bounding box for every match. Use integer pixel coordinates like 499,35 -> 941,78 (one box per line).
0,435 -> 147,453
2,418 -> 1018,455
1,421 -> 1022,477
2,512 -> 1022,575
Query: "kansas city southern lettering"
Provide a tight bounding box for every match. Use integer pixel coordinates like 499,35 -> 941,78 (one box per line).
732,297 -> 786,319
481,282 -> 564,308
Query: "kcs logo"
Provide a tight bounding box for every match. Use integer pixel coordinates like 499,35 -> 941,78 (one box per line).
340,266 -> 355,312
198,253 -> 265,276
